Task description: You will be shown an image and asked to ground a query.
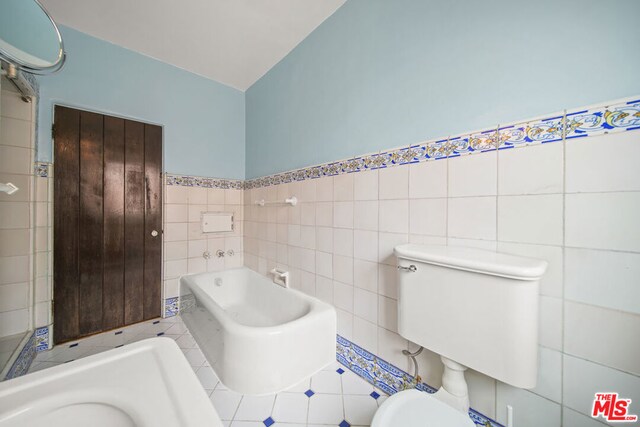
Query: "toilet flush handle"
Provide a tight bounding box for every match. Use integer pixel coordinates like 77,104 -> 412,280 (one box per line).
397,264 -> 417,272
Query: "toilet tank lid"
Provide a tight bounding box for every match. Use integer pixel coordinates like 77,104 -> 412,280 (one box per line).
394,244 -> 548,280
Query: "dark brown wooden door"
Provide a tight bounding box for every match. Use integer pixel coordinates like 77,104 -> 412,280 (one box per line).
53,106 -> 162,344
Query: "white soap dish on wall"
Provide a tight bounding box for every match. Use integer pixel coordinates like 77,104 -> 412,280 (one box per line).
270,268 -> 290,288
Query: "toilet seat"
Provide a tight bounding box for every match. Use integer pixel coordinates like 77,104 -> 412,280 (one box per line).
371,389 -> 476,427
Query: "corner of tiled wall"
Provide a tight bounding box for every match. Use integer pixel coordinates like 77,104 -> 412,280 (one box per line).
33,162 -> 53,350
163,177 -> 245,314
0,78 -> 37,341
242,98 -> 640,427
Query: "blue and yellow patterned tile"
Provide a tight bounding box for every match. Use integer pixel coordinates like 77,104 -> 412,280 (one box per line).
526,114 -> 564,144
565,99 -> 640,139
469,128 -> 499,152
395,146 -> 422,165
4,333 -> 36,380
35,326 -> 50,352
362,153 -> 386,170
335,334 -> 505,427
408,144 -> 428,163
34,162 -> 50,177
374,151 -> 394,168
449,135 -> 473,157
164,297 -> 179,318
497,122 -> 531,149
424,138 -> 450,161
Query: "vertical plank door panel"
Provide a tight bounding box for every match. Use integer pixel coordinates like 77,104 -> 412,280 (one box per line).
103,116 -> 125,329
78,111 -> 104,336
143,124 -> 162,319
54,107 -> 162,343
53,106 -> 81,344
124,120 -> 145,325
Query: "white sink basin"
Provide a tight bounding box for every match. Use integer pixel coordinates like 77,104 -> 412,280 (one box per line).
0,338 -> 223,427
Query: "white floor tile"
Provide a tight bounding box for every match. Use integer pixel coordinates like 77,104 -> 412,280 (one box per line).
140,320 -> 173,334
344,394 -> 378,425
311,369 -> 342,394
284,377 -> 311,393
234,394 -> 276,421
175,333 -> 197,348
322,360 -> 342,371
28,361 -> 60,372
272,393 -> 309,423
307,393 -> 345,424
183,347 -> 207,367
196,365 -> 220,389
342,370 -> 374,395
210,390 -> 243,420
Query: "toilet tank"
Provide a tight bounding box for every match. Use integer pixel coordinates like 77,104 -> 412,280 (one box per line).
394,244 -> 547,389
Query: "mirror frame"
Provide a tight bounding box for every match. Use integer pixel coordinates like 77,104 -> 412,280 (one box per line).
0,0 -> 66,74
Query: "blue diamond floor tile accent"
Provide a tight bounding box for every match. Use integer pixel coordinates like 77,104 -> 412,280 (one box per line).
115,331 -> 123,335
153,320 -> 160,324
339,420 -> 351,427
157,332 -> 164,336
337,368 -> 345,374
263,416 -> 275,426
69,343 -> 78,348
370,391 -> 380,400
305,389 -> 315,398
115,344 -> 123,348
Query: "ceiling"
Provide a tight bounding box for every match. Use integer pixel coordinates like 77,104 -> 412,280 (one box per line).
39,0 -> 346,91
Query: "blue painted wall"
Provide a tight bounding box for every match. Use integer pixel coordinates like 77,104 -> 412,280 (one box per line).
245,0 -> 640,178
37,26 -> 245,179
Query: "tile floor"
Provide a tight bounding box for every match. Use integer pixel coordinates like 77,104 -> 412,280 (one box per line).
28,315 -> 387,427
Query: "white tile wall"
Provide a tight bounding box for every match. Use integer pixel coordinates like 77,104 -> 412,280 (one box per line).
448,196 -> 496,241
448,152 -> 497,197
564,301 -> 640,376
565,192 -> 640,252
563,354 -> 640,421
163,184 -> 244,300
244,127 -> 640,424
498,143 -> 564,195
0,79 -> 36,339
565,248 -> 640,315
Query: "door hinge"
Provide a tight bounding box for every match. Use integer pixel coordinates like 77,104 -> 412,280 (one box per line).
51,123 -> 56,140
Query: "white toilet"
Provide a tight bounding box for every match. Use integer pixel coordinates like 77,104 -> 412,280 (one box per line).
372,244 -> 547,427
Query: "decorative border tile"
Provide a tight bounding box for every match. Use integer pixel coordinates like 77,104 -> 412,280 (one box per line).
166,173 -> 243,189
34,162 -> 50,177
3,332 -> 37,381
35,325 -> 51,352
164,296 -> 179,318
336,334 -> 504,427
244,97 -> 639,189
565,99 -> 640,139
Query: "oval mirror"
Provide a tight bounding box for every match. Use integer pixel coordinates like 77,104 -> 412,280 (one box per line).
0,0 -> 65,74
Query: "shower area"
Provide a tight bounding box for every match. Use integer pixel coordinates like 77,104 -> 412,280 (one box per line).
0,71 -> 45,379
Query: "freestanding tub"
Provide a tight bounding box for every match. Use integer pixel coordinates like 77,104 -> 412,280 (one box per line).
180,267 -> 336,395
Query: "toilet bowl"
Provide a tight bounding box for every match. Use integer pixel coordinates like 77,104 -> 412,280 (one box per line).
372,389 -> 475,427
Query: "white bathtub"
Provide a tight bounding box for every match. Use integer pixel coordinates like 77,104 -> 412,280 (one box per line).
0,338 -> 222,427
180,267 -> 336,395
